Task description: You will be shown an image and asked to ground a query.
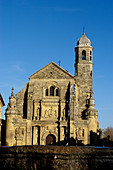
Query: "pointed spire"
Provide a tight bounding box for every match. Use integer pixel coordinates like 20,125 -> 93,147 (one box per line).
9,88 -> 15,108
77,27 -> 91,46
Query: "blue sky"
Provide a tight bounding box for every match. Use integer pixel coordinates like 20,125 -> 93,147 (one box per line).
0,0 -> 113,129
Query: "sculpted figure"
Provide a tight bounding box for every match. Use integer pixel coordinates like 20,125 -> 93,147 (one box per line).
48,108 -> 52,118
37,107 -> 40,120
62,108 -> 66,120
15,128 -> 18,136
44,110 -> 48,118
78,128 -> 82,137
54,110 -> 57,117
22,128 -> 24,135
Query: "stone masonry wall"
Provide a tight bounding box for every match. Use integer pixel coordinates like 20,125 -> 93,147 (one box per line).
0,146 -> 113,170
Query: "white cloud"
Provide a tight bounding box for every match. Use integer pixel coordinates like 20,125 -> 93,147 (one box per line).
13,64 -> 23,72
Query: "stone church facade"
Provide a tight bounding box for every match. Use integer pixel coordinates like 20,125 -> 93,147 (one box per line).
5,32 -> 99,146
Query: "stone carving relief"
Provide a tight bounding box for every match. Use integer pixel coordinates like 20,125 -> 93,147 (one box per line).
15,127 -> 24,136
36,107 -> 40,120
43,106 -> 57,119
78,128 -> 84,137
33,102 -> 40,120
41,125 -> 57,141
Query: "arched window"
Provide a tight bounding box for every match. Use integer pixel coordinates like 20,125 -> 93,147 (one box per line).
45,89 -> 48,96
46,134 -> 56,145
50,86 -> 54,96
56,89 -> 59,96
90,51 -> 92,61
82,50 -> 86,60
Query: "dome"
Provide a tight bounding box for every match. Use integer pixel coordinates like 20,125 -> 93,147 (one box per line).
77,32 -> 91,46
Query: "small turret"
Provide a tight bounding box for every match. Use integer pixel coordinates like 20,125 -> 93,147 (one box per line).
5,88 -> 17,146
86,90 -> 98,139
6,88 -> 16,115
87,90 -> 98,117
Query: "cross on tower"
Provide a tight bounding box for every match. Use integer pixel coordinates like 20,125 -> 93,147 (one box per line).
58,60 -> 61,66
83,25 -> 85,35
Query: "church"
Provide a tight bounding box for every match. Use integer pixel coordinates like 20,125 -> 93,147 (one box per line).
4,32 -> 99,146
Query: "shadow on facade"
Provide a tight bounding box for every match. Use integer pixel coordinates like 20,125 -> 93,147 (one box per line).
65,82 -> 70,119
81,109 -> 88,120
46,137 -> 84,146
98,136 -> 113,147
46,131 -> 113,147
1,119 -> 6,146
23,83 -> 29,119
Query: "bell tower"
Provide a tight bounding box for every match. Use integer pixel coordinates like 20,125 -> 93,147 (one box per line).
75,31 -> 93,117
74,31 -> 98,145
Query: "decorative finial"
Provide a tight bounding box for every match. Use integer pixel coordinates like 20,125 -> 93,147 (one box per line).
11,88 -> 14,97
83,25 -> 85,35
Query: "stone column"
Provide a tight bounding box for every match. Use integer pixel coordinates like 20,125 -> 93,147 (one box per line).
27,94 -> 33,120
26,120 -> 32,145
5,89 -> 16,146
33,126 -> 38,145
60,126 -> 65,141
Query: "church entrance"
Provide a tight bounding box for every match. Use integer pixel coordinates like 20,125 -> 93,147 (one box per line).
46,134 -> 56,145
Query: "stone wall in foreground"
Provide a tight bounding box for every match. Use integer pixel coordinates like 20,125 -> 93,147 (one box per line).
0,146 -> 113,170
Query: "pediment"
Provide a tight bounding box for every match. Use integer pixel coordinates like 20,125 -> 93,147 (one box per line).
29,62 -> 74,79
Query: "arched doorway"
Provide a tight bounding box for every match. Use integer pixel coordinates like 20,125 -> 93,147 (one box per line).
46,134 -> 56,145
